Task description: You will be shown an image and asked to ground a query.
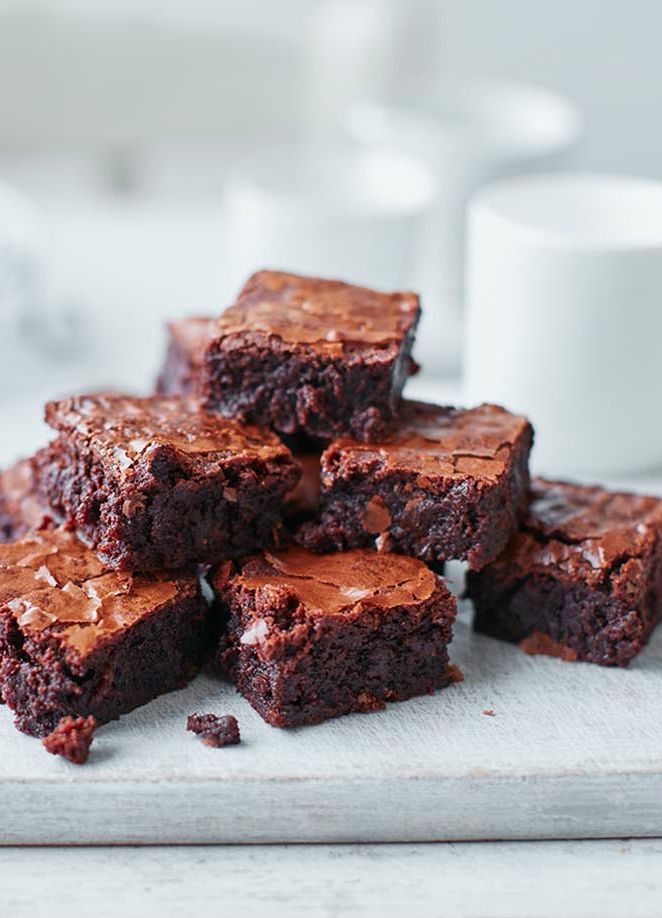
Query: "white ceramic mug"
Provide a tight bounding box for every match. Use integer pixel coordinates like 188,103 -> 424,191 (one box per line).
347,78 -> 582,373
220,143 -> 438,299
464,173 -> 662,476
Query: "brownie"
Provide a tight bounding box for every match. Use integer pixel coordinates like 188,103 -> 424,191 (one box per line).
187,712 -> 241,747
466,478 -> 662,666
34,393 -> 300,571
156,316 -> 215,397
0,529 -> 208,736
299,401 -> 533,570
196,270 -> 420,441
0,459 -> 51,543
213,546 -> 457,728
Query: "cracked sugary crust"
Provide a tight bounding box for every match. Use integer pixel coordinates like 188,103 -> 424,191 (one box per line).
467,478 -> 662,666
34,393 -> 300,571
212,547 -> 457,728
298,402 -> 533,569
197,271 -> 421,442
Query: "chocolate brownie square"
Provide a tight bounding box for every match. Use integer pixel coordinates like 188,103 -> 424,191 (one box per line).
0,529 -> 208,736
156,316 -> 215,397
199,270 -> 420,441
466,478 -> 662,666
34,393 -> 300,571
0,459 -> 51,543
299,401 -> 533,569
213,546 -> 457,728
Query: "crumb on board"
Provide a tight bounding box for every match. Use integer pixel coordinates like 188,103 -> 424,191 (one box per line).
187,712 -> 241,747
447,664 -> 464,684
519,631 -> 579,662
42,715 -> 96,764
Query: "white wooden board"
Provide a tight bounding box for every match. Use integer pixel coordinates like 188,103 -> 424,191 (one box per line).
2,330 -> 662,845
1,593 -> 662,845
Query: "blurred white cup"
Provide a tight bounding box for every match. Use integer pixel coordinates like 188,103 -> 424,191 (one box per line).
464,173 -> 662,477
347,78 -> 582,374
220,143 -> 438,300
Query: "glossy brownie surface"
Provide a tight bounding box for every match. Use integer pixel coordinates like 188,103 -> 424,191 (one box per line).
44,392 -> 291,461
0,529 -> 206,735
214,269 -> 420,349
299,402 -> 533,569
467,478 -> 662,666
35,393 -> 300,571
214,546 -> 457,727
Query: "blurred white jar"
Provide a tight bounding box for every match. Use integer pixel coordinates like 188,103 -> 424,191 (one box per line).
464,173 -> 662,477
347,78 -> 582,374
0,180 -> 46,373
220,143 -> 438,299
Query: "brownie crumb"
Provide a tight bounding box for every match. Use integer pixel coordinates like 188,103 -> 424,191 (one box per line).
187,713 -> 240,747
447,664 -> 464,684
355,691 -> 387,713
42,715 -> 96,764
482,709 -> 496,717
519,631 -> 579,662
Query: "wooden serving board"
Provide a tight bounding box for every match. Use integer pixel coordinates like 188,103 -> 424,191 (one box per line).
2,587 -> 662,845
2,374 -> 662,845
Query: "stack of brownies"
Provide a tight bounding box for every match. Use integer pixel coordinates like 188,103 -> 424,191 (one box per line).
1,269 -> 662,760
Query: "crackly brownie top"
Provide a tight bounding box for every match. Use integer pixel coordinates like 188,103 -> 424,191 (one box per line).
0,529 -> 191,655
494,478 -> 662,581
214,270 -> 420,350
0,458 -> 50,541
326,402 -> 532,481
45,393 -> 291,465
227,546 -> 439,615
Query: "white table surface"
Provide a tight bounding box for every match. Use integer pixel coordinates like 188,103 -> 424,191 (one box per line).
1,839 -> 661,918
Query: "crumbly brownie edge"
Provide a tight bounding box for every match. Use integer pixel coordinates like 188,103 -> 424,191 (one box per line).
0,586 -> 208,736
202,328 -> 418,443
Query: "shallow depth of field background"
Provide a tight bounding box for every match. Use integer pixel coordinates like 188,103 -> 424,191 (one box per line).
0,0 -> 659,421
